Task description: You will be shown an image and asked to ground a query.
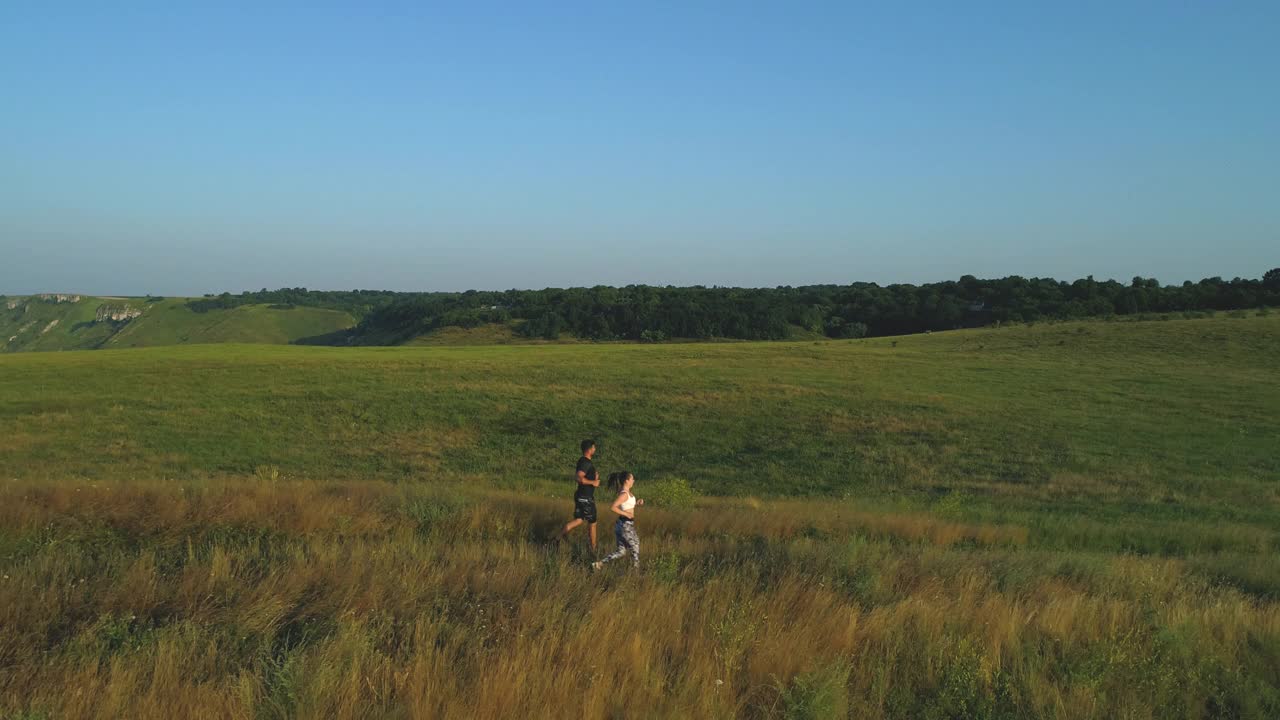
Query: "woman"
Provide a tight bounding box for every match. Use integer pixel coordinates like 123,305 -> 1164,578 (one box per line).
593,471 -> 643,571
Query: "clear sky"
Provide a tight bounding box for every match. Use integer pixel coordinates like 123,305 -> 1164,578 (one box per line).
2,2 -> 1277,295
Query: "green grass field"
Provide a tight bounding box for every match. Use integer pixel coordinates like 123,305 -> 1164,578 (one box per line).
1,315 -> 1278,718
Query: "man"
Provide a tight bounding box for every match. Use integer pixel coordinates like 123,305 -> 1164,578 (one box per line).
559,438 -> 600,551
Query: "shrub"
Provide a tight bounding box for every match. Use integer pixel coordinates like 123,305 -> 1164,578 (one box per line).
643,477 -> 698,510
932,489 -> 970,517
648,551 -> 682,583
777,663 -> 850,720
406,496 -> 469,536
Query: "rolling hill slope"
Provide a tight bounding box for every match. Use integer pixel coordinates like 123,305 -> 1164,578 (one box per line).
1,294 -> 354,352
2,313 -> 1275,509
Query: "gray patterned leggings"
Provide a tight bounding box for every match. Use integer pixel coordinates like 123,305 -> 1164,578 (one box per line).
601,519 -> 639,568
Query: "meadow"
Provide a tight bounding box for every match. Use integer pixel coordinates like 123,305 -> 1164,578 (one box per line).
1,315 -> 1278,718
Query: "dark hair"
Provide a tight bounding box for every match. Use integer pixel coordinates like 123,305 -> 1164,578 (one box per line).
581,439 -> 596,454
608,470 -> 633,494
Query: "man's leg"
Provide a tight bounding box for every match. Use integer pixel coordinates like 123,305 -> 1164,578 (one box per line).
588,522 -> 597,551
560,518 -> 583,539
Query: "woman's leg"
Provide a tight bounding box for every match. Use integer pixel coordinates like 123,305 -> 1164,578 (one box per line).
602,521 -> 639,568
600,521 -> 630,564
623,521 -> 639,569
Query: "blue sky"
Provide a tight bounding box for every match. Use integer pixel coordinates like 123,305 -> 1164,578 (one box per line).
2,2 -> 1277,295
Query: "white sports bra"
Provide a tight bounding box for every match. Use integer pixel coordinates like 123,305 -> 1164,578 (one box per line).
620,492 -> 636,512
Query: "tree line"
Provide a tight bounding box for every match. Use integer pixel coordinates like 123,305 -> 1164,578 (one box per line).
186,270 -> 1280,343
188,288 -> 404,318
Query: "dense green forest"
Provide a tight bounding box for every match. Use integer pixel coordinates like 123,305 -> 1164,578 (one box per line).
182,270 -> 1280,342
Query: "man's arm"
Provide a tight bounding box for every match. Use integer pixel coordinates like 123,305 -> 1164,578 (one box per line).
576,470 -> 599,487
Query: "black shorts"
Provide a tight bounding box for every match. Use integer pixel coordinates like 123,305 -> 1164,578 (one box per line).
573,497 -> 597,523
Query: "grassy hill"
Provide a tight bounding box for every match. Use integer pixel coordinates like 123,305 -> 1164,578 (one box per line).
1,295 -> 354,352
1,293 -> 838,352
2,314 -> 1274,507
1,315 -> 1277,718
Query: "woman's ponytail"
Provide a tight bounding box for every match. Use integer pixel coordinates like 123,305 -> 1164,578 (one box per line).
608,470 -> 633,494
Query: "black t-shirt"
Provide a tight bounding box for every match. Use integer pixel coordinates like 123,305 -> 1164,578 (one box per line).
574,456 -> 597,500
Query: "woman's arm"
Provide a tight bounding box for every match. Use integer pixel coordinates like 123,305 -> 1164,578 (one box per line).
610,491 -> 634,519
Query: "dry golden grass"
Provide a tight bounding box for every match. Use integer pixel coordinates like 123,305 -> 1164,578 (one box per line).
2,479 -> 1277,719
